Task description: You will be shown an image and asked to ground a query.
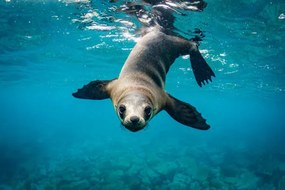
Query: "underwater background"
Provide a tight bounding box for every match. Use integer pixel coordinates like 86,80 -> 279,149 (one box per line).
0,0 -> 285,189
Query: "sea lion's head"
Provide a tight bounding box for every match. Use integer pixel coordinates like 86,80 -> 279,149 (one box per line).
116,92 -> 154,132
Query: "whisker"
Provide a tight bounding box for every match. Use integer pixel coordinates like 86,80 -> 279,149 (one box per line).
119,123 -> 127,131
143,123 -> 150,131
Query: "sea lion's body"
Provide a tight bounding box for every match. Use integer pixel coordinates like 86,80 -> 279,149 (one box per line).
73,27 -> 215,132
111,29 -> 186,111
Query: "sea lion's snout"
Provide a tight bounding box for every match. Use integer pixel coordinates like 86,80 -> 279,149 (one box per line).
130,116 -> 140,125
123,115 -> 146,132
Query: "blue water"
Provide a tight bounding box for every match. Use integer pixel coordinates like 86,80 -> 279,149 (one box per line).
1,0 -> 285,189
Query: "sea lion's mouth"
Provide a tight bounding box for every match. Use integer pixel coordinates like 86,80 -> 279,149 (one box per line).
122,122 -> 145,132
125,126 -> 144,132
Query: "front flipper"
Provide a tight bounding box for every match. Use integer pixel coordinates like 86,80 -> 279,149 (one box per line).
164,94 -> 210,130
72,79 -> 116,100
189,47 -> 215,87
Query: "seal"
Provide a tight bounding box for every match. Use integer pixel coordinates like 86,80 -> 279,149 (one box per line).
73,27 -> 215,132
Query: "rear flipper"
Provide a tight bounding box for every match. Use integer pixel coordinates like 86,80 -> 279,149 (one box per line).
164,94 -> 210,130
189,46 -> 215,87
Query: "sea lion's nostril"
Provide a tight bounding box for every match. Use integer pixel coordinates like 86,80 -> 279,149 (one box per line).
130,116 -> 140,124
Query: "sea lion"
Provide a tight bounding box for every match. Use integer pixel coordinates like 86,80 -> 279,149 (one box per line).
72,26 -> 215,132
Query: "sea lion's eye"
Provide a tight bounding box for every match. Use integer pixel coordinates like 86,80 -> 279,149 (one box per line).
144,106 -> 152,119
118,105 -> 126,118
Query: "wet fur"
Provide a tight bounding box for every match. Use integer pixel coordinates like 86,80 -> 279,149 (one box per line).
73,27 -> 214,131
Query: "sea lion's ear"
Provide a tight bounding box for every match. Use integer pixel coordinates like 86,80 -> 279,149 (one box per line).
72,79 -> 117,100
164,94 -> 210,130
